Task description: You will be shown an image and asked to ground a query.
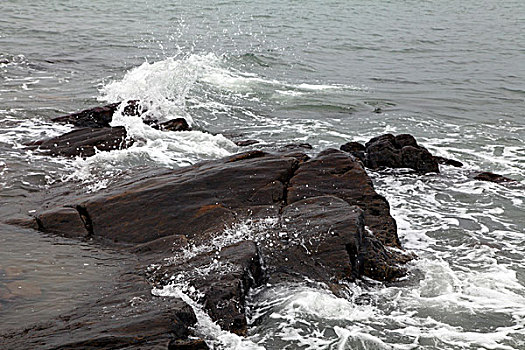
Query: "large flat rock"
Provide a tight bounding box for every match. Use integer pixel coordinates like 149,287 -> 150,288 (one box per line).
11,148 -> 410,340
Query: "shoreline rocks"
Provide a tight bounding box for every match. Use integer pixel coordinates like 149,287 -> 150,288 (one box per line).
27,126 -> 132,157
29,102 -> 191,158
0,270 -> 202,350
341,134 -> 440,173
473,171 -> 516,184
5,103 -> 518,348
4,145 -> 411,346
340,134 -> 517,185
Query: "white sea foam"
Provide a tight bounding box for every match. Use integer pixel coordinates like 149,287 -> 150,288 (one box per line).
100,54 -> 218,124
154,283 -> 265,350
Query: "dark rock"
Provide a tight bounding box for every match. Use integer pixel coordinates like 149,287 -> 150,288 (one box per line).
169,339 -> 210,350
340,141 -> 366,163
51,101 -> 142,128
4,217 -> 39,230
287,149 -> 400,248
342,136 -> 464,171
474,171 -> 516,184
235,140 -> 260,147
30,127 -> 132,158
131,234 -> 188,255
363,134 -> 403,169
394,134 -> 418,148
35,151 -> 301,244
266,196 -> 364,283
434,156 -> 464,167
340,141 -> 365,153
32,148 -> 402,251
149,118 -> 191,132
342,134 -> 440,173
400,145 -> 437,173
280,143 -> 313,151
36,207 -> 90,238
156,241 -> 263,335
0,272 -> 198,350
18,149 -> 411,340
357,235 -> 408,281
50,101 -> 190,135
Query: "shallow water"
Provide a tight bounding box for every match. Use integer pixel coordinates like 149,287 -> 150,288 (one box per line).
1,0 -> 524,348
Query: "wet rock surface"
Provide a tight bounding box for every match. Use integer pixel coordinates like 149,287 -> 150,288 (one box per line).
340,134 -> 439,173
473,171 -> 516,184
340,134 -> 519,185
6,109 -> 453,348
0,270 -> 200,350
12,148 -> 408,336
28,127 -> 132,158
29,102 -> 190,158
434,156 -> 464,168
288,149 -> 400,248
149,118 -> 192,132
3,146 -> 411,347
11,112 -> 518,348
51,101 -> 141,128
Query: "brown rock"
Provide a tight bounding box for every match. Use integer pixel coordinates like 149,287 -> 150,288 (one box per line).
434,156 -> 463,167
0,274 -> 198,350
36,152 -> 300,244
287,149 -> 400,247
151,118 -> 191,132
474,171 -> 515,184
340,141 -> 366,163
156,241 -> 263,335
265,196 -> 364,283
235,140 -> 259,147
18,148 -> 412,341
363,134 -> 439,173
5,281 -> 41,298
36,207 -> 90,238
32,127 -> 132,158
51,100 -> 142,128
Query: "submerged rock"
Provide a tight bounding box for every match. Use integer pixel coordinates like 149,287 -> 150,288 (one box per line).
434,156 -> 463,168
235,139 -> 260,147
474,171 -> 516,184
0,272 -> 200,349
149,118 -> 192,132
